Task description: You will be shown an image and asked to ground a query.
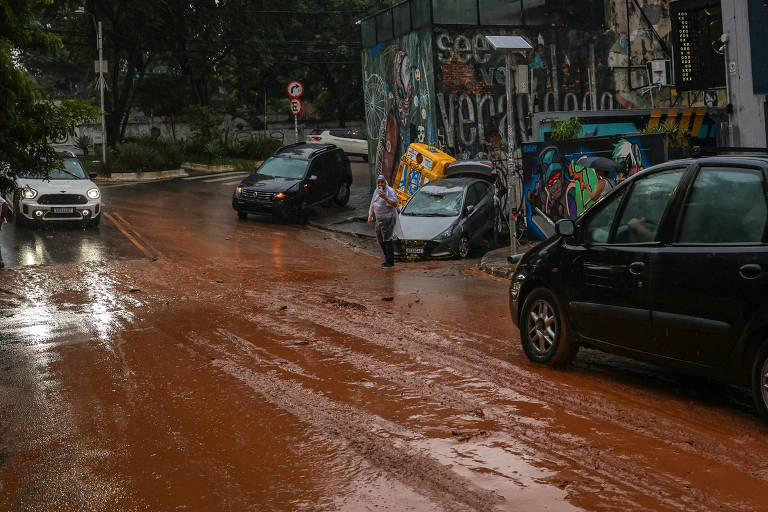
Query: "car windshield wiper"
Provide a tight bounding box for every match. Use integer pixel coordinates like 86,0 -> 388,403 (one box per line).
59,169 -> 82,179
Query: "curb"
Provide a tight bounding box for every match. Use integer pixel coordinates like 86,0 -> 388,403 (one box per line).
95,169 -> 187,184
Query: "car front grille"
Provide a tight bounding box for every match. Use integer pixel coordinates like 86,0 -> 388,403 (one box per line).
241,190 -> 275,201
38,194 -> 88,205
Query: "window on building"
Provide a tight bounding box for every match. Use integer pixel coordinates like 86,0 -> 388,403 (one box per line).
361,18 -> 376,47
411,0 -> 431,29
376,10 -> 393,42
432,0 -> 478,25
394,2 -> 412,37
479,0 -> 522,25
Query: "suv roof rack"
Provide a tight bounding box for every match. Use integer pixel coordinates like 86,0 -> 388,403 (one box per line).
716,147 -> 768,154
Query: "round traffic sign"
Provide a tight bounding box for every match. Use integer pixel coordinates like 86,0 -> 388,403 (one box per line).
290,98 -> 303,115
287,81 -> 304,98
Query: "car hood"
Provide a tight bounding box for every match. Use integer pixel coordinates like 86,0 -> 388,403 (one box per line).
17,178 -> 97,194
397,214 -> 458,240
241,174 -> 301,192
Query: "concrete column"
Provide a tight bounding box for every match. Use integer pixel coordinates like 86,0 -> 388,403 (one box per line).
721,0 -> 768,148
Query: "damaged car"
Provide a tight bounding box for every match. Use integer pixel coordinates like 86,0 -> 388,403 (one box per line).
395,161 -> 496,259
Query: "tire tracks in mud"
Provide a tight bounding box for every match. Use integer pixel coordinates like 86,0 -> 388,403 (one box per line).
185,330 -> 505,512
223,285 -> 767,511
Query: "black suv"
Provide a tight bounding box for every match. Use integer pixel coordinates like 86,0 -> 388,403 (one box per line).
232,143 -> 352,223
509,154 -> 768,422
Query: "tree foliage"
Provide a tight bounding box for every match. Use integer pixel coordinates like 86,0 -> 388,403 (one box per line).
1,0 -> 98,193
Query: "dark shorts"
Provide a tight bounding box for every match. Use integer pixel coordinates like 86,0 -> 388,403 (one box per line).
375,216 -> 396,243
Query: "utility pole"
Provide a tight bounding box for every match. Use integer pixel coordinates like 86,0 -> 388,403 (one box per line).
97,20 -> 106,164
485,35 -> 533,257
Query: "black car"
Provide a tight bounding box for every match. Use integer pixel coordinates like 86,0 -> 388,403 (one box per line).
509,153 -> 768,422
232,143 -> 352,223
395,161 -> 497,259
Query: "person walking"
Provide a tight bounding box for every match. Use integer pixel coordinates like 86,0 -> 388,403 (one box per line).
368,174 -> 398,268
0,194 -> 8,268
587,168 -> 616,204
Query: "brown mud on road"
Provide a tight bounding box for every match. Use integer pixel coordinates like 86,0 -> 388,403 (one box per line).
1,195 -> 768,511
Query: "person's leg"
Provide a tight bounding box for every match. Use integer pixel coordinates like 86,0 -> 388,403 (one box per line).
375,221 -> 388,265
384,241 -> 395,266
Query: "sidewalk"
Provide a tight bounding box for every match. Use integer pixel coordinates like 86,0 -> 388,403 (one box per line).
478,241 -> 537,279
308,182 -> 375,238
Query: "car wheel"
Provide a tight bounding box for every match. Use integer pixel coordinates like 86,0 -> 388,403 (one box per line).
334,181 -> 350,206
520,287 -> 578,367
752,342 -> 768,423
237,210 -> 247,220
88,215 -> 101,228
456,235 -> 470,259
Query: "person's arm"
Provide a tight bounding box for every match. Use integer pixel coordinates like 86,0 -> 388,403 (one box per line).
588,179 -> 605,201
368,195 -> 375,223
627,217 -> 654,241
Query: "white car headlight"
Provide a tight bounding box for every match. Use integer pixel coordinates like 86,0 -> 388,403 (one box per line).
87,188 -> 101,199
437,225 -> 455,239
22,188 -> 37,200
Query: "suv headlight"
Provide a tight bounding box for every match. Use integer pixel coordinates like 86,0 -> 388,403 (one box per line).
87,188 -> 100,199
22,187 -> 37,200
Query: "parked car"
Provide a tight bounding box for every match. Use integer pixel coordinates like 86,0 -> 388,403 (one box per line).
395,161 -> 497,259
9,151 -> 101,227
306,128 -> 368,161
232,143 -> 352,223
509,153 -> 768,422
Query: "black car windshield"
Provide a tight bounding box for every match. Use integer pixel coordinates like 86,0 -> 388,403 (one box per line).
255,156 -> 308,179
402,186 -> 464,216
21,159 -> 87,180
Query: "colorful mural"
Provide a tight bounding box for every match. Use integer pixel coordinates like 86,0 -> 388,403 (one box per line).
521,133 -> 667,239
361,28 -> 436,187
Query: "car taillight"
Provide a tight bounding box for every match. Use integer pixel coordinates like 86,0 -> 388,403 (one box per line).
311,137 -> 322,141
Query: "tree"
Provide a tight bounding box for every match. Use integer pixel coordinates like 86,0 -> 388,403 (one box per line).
134,74 -> 190,140
0,0 -> 98,193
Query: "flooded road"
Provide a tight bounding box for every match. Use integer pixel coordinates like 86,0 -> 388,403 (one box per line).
1,175 -> 768,511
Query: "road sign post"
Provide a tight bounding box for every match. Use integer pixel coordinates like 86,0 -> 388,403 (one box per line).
287,81 -> 304,144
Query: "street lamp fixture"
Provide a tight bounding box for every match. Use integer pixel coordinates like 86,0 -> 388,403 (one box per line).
484,35 -> 532,257
75,6 -> 107,167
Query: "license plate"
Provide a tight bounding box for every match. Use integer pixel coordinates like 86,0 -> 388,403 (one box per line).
52,207 -> 73,213
406,247 -> 424,254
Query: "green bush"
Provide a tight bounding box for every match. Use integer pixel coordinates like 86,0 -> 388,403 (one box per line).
109,137 -> 184,173
551,117 -> 582,141
232,135 -> 280,160
74,134 -> 92,156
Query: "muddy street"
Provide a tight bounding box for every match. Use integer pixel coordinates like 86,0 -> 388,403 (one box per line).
1,174 -> 768,512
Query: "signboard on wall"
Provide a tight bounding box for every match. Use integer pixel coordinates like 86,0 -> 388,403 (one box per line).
670,0 -> 726,92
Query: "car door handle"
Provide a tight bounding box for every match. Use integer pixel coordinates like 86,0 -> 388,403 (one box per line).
628,261 -> 646,275
739,263 -> 762,280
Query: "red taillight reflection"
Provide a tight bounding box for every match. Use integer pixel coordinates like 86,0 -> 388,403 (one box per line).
311,137 -> 322,141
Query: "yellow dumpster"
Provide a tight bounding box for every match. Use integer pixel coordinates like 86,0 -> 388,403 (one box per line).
393,143 -> 456,206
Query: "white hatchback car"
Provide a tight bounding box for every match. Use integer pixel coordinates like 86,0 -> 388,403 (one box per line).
10,153 -> 102,227
306,128 -> 368,161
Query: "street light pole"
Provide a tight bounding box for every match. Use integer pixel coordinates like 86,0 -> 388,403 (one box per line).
484,35 -> 532,257
97,20 -> 106,165
76,7 -> 107,165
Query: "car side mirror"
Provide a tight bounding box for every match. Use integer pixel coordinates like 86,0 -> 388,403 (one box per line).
555,219 -> 575,237
465,204 -> 475,215
308,175 -> 318,181
88,172 -> 98,179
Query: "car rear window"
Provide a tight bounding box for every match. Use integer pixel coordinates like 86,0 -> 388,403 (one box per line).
678,167 -> 767,244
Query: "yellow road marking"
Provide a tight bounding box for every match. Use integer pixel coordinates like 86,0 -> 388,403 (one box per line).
111,212 -> 162,257
103,211 -> 154,259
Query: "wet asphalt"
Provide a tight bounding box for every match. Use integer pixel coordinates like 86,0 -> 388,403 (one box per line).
1,163 -> 768,511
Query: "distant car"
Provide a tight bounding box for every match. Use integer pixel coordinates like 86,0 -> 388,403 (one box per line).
395,161 -> 497,259
232,143 -> 352,223
9,151 -> 101,227
306,128 -> 368,161
509,153 -> 768,423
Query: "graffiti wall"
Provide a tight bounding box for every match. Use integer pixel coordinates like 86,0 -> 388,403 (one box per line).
361,28 -> 436,187
521,133 -> 667,239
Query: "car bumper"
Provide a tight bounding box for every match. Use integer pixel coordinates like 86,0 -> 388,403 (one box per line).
19,200 -> 101,222
395,238 -> 457,260
509,270 -> 528,328
232,196 -> 292,217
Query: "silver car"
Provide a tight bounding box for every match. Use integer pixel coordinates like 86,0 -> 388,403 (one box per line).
395,169 -> 496,259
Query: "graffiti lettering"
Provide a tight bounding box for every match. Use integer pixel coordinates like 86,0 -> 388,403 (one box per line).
436,33 -> 492,64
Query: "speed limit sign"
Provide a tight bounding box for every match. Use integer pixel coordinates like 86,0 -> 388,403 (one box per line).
290,98 -> 303,115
